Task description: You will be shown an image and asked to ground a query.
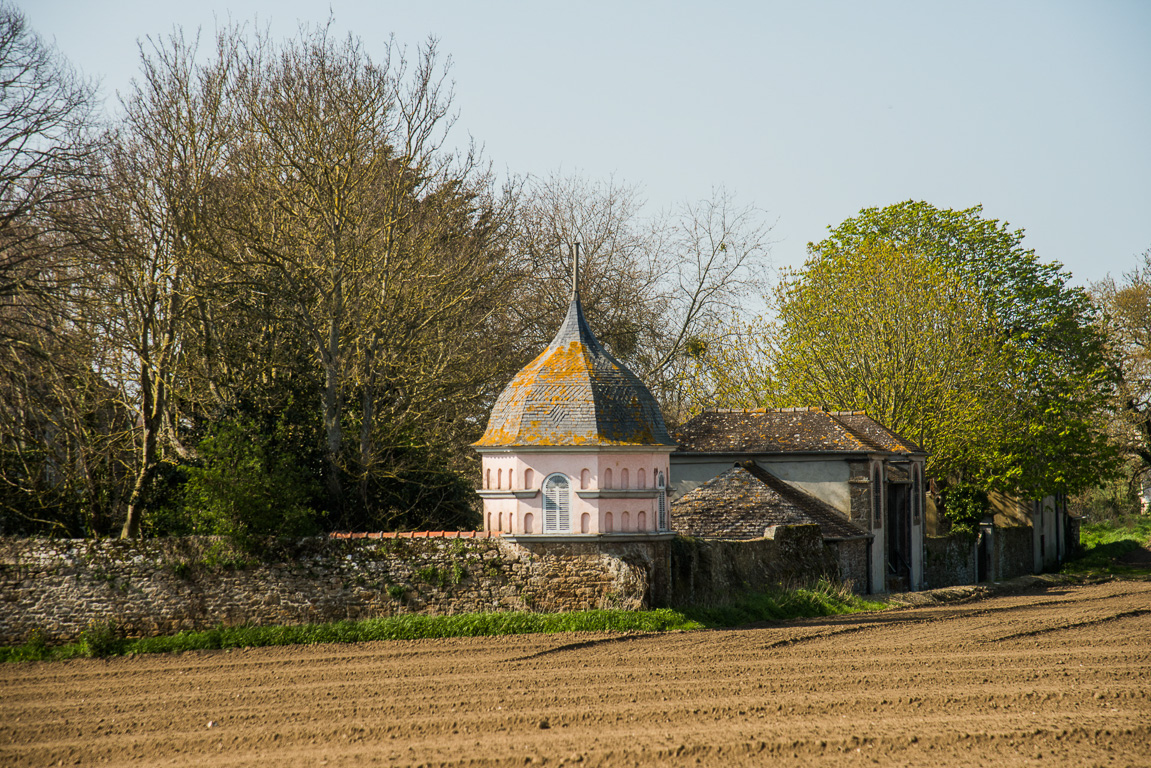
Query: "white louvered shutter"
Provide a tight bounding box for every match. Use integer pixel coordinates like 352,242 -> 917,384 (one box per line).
543,474 -> 570,533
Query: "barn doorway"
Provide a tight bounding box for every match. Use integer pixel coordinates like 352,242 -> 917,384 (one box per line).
886,483 -> 911,592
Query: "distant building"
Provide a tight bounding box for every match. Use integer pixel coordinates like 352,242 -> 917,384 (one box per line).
473,271 -> 675,538
472,258 -> 929,593
671,408 -> 927,593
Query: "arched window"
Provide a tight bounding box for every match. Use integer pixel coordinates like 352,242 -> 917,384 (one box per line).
509,469 -> 515,490
524,468 -> 534,489
657,470 -> 668,530
638,468 -> 646,488
498,512 -> 503,532
637,511 -> 647,530
497,468 -> 503,489
621,468 -> 629,489
524,513 -> 535,534
605,511 -> 614,532
604,468 -> 613,489
622,511 -> 631,532
580,468 -> 590,490
485,468 -> 491,489
580,513 -> 590,534
872,465 -> 883,529
543,474 -> 571,533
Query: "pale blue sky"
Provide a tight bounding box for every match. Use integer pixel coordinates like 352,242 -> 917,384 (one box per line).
23,0 -> 1151,288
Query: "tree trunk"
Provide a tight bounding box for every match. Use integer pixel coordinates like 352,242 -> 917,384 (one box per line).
121,364 -> 158,539
359,384 -> 374,513
322,285 -> 344,519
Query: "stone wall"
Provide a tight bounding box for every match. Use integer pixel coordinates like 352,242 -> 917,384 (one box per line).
666,524 -> 837,607
0,527 -> 837,646
988,525 -> 1035,581
828,538 -> 870,593
926,523 -> 1065,588
0,536 -> 654,645
924,533 -> 978,588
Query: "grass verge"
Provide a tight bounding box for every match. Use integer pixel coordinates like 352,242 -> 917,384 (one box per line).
681,579 -> 887,627
0,580 -> 884,663
1062,514 -> 1151,578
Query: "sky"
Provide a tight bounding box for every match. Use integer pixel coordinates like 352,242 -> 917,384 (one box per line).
22,0 -> 1151,289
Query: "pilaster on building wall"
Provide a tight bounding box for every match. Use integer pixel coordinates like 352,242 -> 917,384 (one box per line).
846,460 -> 872,526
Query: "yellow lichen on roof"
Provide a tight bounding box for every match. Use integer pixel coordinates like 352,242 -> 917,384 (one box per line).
475,296 -> 673,448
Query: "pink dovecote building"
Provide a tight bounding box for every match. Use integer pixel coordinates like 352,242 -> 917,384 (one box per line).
473,262 -> 676,538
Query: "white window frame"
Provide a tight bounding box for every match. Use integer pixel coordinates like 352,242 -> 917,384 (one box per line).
542,473 -> 571,533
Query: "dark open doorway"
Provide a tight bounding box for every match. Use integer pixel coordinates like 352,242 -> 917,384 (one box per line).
886,483 -> 911,592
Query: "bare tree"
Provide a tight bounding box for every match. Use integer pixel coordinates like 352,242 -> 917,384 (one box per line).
220,28 -> 516,526
0,2 -> 98,349
1092,249 -> 1151,494
509,174 -> 771,424
0,3 -> 125,536
507,173 -> 665,363
88,29 -> 240,538
653,189 -> 772,422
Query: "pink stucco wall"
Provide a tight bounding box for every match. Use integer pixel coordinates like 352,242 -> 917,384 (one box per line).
478,449 -> 674,535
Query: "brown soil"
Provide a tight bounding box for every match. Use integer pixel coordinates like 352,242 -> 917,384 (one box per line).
1118,545 -> 1151,566
3,580 -> 1150,767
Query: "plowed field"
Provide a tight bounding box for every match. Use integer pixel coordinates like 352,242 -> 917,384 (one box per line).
3,580 -> 1150,767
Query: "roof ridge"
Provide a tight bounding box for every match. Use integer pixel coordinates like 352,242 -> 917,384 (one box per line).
705,406 -> 825,414
823,411 -> 886,452
829,411 -> 925,454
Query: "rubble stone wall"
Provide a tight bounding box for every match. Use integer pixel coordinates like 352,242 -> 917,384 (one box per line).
925,533 -> 978,588
666,524 -> 837,607
0,527 -> 834,645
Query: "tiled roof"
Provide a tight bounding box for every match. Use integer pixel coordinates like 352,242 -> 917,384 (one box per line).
475,294 -> 674,448
674,408 -> 923,454
830,411 -> 921,453
671,462 -> 869,541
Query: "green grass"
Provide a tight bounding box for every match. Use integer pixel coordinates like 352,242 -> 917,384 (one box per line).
0,580 -> 886,663
1062,514 -> 1151,578
680,579 -> 888,627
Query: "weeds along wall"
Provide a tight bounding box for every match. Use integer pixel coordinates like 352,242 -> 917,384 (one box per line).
668,524 -> 838,605
0,527 -> 835,645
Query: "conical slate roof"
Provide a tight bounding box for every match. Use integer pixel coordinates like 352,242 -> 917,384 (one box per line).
475,294 -> 674,448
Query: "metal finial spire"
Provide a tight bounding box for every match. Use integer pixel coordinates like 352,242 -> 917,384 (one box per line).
572,242 -> 581,299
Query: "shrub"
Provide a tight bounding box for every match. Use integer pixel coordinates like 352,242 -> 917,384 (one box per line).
184,417 -> 321,549
939,482 -> 989,533
78,620 -> 124,658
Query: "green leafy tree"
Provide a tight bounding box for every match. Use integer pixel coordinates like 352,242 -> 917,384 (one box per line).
938,482 -> 990,533
768,243 -> 1009,481
807,201 -> 1116,498
695,201 -> 1117,498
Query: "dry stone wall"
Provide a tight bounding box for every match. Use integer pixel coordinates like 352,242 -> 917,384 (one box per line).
0,527 -> 835,646
925,533 -> 978,588
667,524 -> 837,607
987,526 -> 1036,582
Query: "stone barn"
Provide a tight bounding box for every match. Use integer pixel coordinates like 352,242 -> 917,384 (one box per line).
672,461 -> 871,591
671,408 -> 928,594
